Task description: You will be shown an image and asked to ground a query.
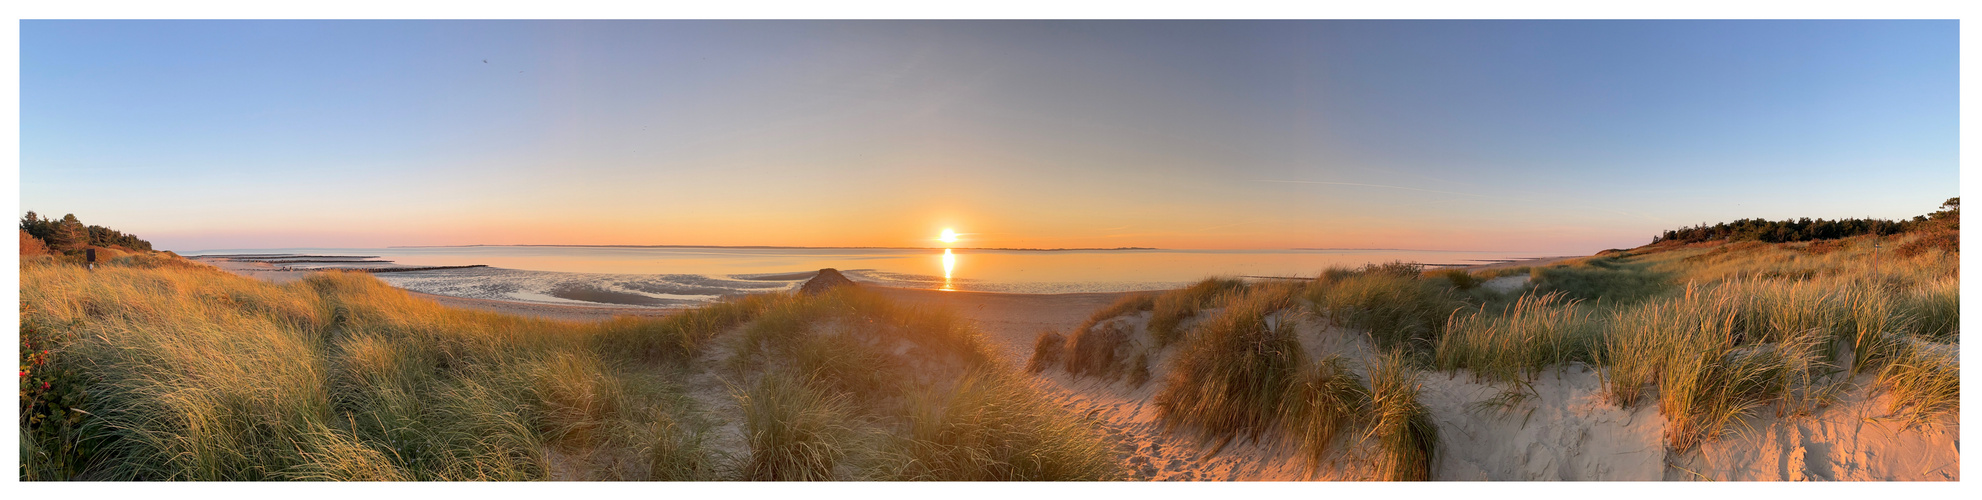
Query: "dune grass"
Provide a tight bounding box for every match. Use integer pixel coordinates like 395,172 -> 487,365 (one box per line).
1281,355 -> 1369,478
1062,316 -> 1135,380
20,260 -> 589,480
735,370 -> 862,480
592,293 -> 779,364
1877,339 -> 1959,428
1597,283 -> 1854,450
1439,269 -> 1482,290
1434,291 -> 1595,384
883,371 -> 1124,480
1363,349 -> 1438,482
1024,329 -> 1066,374
1306,264 -> 1461,355
1154,285 -> 1307,449
1083,292 -> 1158,330
1529,255 -> 1672,305
20,253 -> 1120,481
1147,278 -> 1246,347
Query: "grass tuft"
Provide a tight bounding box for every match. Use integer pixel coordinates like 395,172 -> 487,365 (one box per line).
1281,355 -> 1369,478
1434,292 -> 1594,384
1364,350 -> 1437,481
736,371 -> 861,480
1062,318 -> 1133,380
1154,286 -> 1306,449
1307,265 -> 1459,355
1024,329 -> 1066,374
882,371 -> 1125,480
1147,278 -> 1246,347
1878,339 -> 1959,428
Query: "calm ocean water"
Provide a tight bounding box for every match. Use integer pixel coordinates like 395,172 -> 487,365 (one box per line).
185,246 -> 1564,306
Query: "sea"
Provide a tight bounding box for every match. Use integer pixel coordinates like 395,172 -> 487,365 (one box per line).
182,246 -> 1565,307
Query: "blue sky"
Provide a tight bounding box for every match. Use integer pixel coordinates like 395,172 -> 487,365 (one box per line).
19,20 -> 1959,252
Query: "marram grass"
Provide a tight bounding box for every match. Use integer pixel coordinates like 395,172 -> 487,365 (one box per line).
20,254 -> 1120,481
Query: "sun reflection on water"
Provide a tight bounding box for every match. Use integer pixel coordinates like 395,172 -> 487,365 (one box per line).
941,248 -> 957,291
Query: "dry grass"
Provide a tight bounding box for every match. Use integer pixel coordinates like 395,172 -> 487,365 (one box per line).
21,253 -> 1120,481
1282,355 -> 1369,478
736,371 -> 861,480
1363,349 -> 1437,481
1062,317 -> 1134,379
1024,329 -> 1066,374
1147,278 -> 1245,347
1154,286 -> 1307,450
1878,339 -> 1959,428
883,371 -> 1124,480
1306,265 -> 1460,354
1434,291 -> 1595,384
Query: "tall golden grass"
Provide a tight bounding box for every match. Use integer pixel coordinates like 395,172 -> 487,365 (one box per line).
19,253 -> 1118,481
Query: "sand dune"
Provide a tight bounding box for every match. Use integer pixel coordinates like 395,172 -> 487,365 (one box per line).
201,258 -> 1957,480
885,287 -> 1959,481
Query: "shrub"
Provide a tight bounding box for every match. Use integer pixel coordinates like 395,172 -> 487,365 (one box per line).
20,229 -> 51,257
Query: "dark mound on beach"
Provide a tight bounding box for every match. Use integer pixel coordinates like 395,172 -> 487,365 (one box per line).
800,268 -> 858,295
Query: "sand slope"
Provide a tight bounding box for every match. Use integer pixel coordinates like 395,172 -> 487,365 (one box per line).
889,287 -> 1959,481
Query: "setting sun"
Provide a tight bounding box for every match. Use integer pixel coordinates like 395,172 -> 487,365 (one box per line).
939,228 -> 959,244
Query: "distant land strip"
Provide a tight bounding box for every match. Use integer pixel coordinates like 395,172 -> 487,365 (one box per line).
194,255 -> 382,260
350,265 -> 490,273
1287,248 -> 1523,252
387,244 -> 1159,252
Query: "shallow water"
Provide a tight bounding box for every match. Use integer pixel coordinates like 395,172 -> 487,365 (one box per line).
186,246 -> 1562,306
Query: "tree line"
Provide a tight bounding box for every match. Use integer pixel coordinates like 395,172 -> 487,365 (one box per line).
20,211 -> 154,252
1653,198 -> 1958,245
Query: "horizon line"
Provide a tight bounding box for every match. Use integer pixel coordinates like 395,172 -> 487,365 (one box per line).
173,243 -> 1571,253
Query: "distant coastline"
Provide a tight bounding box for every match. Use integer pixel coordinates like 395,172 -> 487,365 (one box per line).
386,244 -> 1161,252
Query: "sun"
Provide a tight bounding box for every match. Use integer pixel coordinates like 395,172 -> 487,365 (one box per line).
939,228 -> 959,244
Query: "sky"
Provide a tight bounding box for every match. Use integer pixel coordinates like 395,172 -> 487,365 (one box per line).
18,20 -> 1959,253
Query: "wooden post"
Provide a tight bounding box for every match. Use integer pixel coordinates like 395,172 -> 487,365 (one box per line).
86,248 -> 96,271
